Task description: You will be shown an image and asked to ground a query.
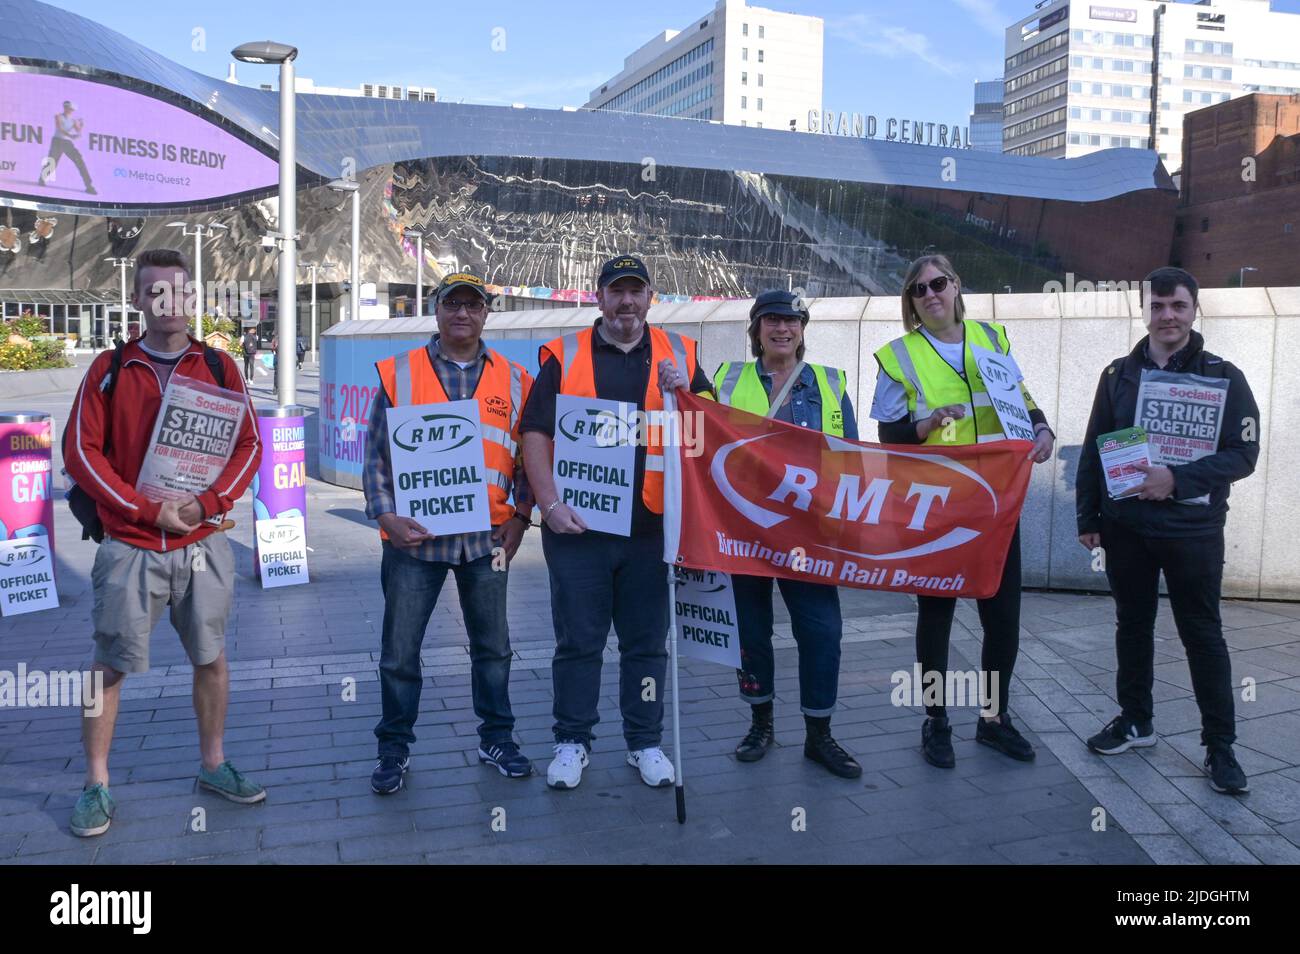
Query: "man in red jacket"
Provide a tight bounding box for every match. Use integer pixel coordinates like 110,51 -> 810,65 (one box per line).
63,248 -> 264,837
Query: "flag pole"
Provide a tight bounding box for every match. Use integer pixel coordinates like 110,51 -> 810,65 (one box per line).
662,386 -> 686,824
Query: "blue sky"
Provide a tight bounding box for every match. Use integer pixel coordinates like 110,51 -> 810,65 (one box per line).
44,0 -> 1300,125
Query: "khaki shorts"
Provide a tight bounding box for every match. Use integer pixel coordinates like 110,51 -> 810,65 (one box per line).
91,532 -> 235,674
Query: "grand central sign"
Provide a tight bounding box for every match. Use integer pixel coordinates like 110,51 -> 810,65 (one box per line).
808,109 -> 972,149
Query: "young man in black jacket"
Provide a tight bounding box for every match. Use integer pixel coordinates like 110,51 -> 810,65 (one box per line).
1076,267 -> 1260,795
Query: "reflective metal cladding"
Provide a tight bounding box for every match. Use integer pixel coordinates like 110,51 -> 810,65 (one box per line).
0,0 -> 1178,299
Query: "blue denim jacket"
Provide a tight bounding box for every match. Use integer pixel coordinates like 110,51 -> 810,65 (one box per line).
755,358 -> 859,439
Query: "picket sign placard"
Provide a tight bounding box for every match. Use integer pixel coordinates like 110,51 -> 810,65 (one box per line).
971,345 -> 1036,441
552,394 -> 635,536
0,536 -> 59,616
255,515 -> 309,589
673,567 -> 741,668
386,399 -> 491,536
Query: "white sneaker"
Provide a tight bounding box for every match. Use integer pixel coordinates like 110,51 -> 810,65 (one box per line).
628,747 -> 675,787
547,743 -> 589,790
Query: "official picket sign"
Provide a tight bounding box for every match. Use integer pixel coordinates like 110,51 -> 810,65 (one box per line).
255,515 -> 309,589
971,345 -> 1035,441
553,394 -> 635,536
673,568 -> 741,668
0,536 -> 59,616
386,399 -> 491,535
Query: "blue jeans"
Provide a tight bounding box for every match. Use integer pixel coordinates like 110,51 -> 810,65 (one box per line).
733,574 -> 843,716
542,526 -> 668,751
374,543 -> 514,757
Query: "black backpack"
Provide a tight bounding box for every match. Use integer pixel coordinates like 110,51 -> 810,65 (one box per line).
63,342 -> 227,542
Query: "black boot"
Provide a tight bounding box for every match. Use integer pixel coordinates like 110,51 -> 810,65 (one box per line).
735,702 -> 774,763
803,715 -> 861,778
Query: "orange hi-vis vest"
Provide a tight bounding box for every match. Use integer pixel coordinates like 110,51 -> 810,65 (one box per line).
376,345 -> 532,529
538,324 -> 697,514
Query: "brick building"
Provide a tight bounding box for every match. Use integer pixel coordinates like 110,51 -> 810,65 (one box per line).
1173,93 -> 1300,287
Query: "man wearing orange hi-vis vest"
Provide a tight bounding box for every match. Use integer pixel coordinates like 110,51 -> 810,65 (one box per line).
363,272 -> 536,794
520,255 -> 714,791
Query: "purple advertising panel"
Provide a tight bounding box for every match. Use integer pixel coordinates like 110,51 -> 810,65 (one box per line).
0,414 -> 56,575
0,73 -> 279,207
251,407 -> 307,569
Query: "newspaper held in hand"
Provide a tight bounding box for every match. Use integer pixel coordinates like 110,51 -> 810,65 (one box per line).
1097,426 -> 1151,500
1134,369 -> 1229,506
134,373 -> 247,519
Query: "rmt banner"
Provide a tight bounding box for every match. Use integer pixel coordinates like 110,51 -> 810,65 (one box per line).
668,390 -> 1032,599
135,374 -> 246,501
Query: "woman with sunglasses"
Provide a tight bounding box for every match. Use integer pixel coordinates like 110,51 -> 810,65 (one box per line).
713,289 -> 862,778
870,254 -> 1055,768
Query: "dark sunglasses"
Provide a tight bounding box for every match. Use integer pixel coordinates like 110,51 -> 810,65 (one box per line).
908,275 -> 950,298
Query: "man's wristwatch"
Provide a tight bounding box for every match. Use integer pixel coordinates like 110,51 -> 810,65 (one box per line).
512,511 -> 531,527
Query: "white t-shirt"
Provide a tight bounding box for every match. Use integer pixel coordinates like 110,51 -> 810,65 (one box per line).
869,327 -> 967,422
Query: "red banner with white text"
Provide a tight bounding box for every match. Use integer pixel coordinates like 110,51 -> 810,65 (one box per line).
669,390 -> 1033,599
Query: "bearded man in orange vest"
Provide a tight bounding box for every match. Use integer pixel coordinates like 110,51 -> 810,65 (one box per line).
520,255 -> 714,791
364,272 -> 535,794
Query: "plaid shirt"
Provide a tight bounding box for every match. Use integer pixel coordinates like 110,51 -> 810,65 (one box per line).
363,335 -> 533,564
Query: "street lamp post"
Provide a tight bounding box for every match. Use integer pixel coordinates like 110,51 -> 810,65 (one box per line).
1240,266 -> 1259,287
298,261 -> 337,364
404,228 -> 425,317
328,178 -> 361,322
103,257 -> 133,346
166,221 -> 229,343
233,39 -> 299,404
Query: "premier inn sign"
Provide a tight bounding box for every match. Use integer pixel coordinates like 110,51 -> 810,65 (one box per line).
808,109 -> 971,149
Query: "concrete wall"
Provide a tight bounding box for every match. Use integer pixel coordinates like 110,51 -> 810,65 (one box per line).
340,286 -> 1298,599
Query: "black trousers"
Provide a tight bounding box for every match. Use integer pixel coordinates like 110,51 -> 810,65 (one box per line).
243,354 -> 256,382
1101,519 -> 1235,748
915,524 -> 1021,718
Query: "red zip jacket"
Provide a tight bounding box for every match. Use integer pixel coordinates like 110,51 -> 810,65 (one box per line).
65,338 -> 262,552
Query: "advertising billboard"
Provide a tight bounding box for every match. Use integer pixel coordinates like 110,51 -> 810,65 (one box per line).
0,72 -> 279,209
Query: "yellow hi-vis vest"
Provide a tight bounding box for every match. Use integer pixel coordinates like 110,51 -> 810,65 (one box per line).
713,361 -> 846,437
874,319 -> 1037,446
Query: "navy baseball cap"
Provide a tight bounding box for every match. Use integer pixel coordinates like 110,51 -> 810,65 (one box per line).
597,255 -> 651,288
435,271 -> 489,302
749,289 -> 810,323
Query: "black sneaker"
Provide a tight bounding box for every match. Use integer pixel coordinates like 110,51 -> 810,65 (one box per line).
478,741 -> 533,778
803,719 -> 862,779
735,707 -> 775,763
1205,746 -> 1249,795
976,714 -> 1036,761
370,755 -> 410,794
922,716 -> 955,768
1087,715 -> 1156,755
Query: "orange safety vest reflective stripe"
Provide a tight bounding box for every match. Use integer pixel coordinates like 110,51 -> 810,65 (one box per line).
537,325 -> 697,515
375,345 -> 531,530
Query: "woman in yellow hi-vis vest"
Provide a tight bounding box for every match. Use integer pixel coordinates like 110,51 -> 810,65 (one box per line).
712,289 -> 862,779
871,254 -> 1055,769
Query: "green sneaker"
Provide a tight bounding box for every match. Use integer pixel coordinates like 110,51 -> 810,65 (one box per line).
70,782 -> 116,837
197,761 -> 267,804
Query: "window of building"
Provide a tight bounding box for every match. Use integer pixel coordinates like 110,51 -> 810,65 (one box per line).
742,22 -> 748,36
1200,218 -> 1210,232
757,98 -> 763,111
757,49 -> 764,63
742,47 -> 748,61
756,121 -> 763,128
741,71 -> 747,85
758,25 -> 764,38
740,119 -> 747,126
741,95 -> 747,109
758,73 -> 763,87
